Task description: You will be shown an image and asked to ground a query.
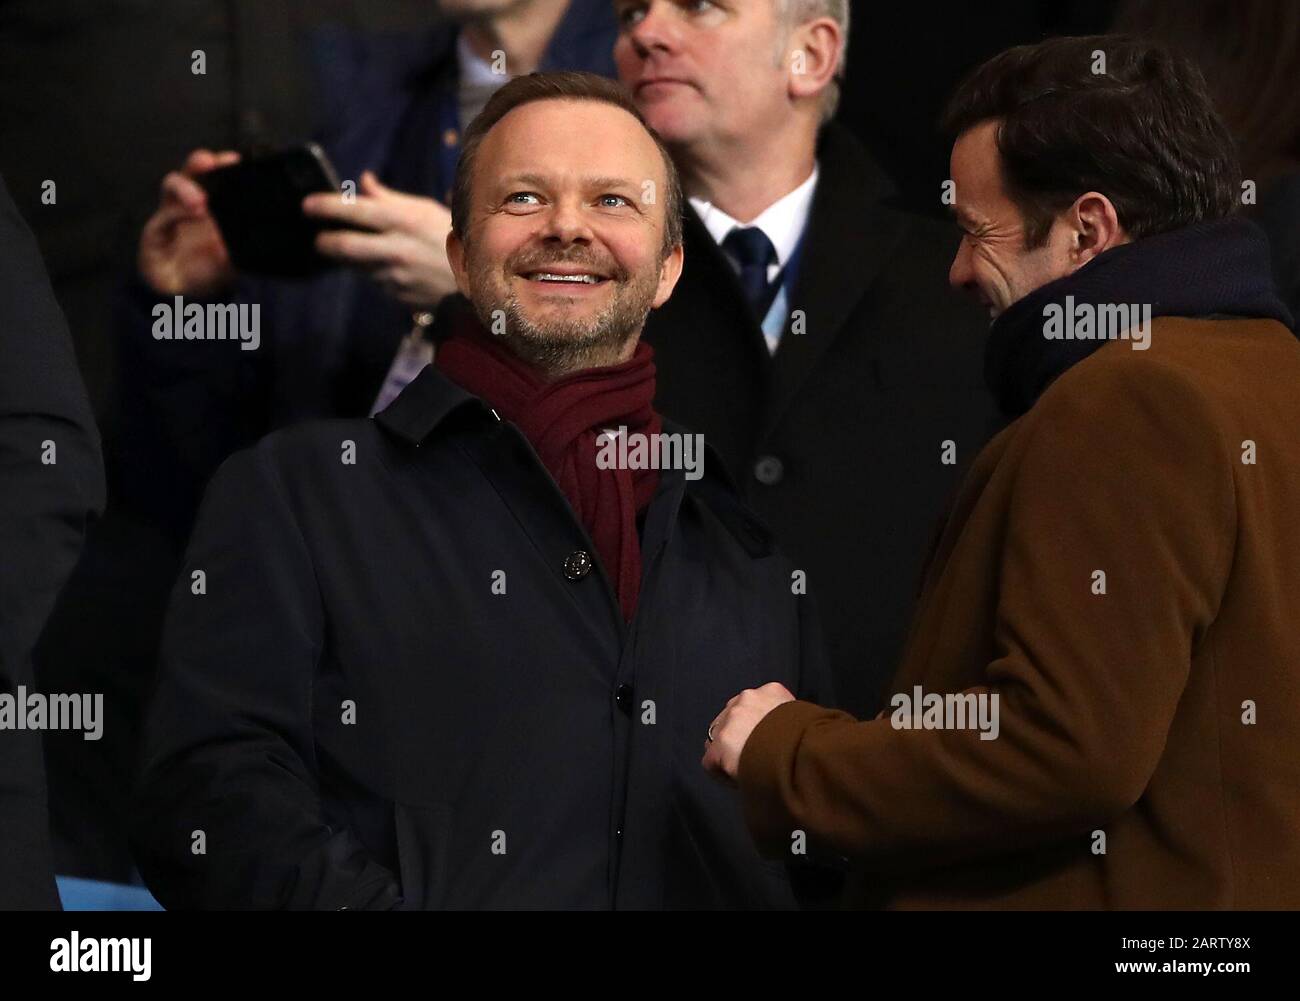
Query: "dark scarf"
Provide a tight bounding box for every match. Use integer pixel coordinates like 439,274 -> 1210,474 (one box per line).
985,216 -> 1295,417
435,312 -> 661,622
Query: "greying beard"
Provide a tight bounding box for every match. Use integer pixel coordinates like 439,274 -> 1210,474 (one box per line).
489,296 -> 646,378
469,257 -> 663,379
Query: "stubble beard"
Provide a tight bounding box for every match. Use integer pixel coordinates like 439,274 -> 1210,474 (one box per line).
467,247 -> 663,379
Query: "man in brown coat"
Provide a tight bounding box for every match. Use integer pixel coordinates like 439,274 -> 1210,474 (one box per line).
702,34 -> 1300,909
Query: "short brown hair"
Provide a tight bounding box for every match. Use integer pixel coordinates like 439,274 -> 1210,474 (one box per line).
942,34 -> 1241,247
450,71 -> 684,255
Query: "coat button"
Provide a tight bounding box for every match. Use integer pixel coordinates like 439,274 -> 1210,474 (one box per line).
753,455 -> 784,485
615,683 -> 634,715
563,550 -> 593,580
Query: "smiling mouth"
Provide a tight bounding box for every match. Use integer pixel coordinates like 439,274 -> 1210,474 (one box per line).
521,270 -> 610,286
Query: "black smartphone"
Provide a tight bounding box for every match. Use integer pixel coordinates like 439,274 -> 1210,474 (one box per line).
198,143 -> 351,279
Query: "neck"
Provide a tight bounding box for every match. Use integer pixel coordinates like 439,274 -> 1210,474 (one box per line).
461,0 -> 571,75
675,115 -> 819,223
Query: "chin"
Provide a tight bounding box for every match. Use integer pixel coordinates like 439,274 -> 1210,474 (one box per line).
516,305 -> 601,335
637,104 -> 701,147
524,298 -> 602,321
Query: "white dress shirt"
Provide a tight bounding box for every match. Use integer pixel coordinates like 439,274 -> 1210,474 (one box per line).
688,166 -> 820,352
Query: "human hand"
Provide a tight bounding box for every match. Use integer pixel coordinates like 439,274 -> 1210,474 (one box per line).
138,148 -> 240,296
304,170 -> 457,309
701,682 -> 796,786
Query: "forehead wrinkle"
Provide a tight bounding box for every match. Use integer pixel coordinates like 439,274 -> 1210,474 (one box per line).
495,171 -> 644,191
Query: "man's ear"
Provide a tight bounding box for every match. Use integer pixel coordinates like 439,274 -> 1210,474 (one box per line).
652,243 -> 685,309
787,17 -> 842,104
446,230 -> 471,298
1067,191 -> 1129,267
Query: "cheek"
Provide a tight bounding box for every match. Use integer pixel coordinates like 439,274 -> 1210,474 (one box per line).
977,238 -> 1033,287
1016,244 -> 1067,293
972,245 -> 1009,286
600,224 -> 660,275
613,38 -> 637,79
474,221 -> 533,274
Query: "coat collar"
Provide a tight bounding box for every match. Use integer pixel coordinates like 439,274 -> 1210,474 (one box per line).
373,339 -> 775,558
984,215 -> 1295,417
763,123 -> 909,437
373,364 -> 489,446
679,204 -> 774,379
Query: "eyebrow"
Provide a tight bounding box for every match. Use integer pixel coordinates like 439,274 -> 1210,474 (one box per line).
948,205 -> 980,229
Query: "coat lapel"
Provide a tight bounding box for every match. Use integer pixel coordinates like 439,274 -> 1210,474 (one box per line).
762,125 -> 910,439
680,205 -> 775,370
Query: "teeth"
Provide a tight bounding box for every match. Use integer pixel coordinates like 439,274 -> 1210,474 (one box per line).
530,273 -> 600,284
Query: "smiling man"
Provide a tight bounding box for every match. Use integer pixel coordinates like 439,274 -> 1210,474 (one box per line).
705,35 -> 1300,909
131,71 -> 830,910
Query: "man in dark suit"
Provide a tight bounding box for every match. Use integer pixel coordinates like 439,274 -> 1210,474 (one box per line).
615,0 -> 999,715
132,73 -> 831,909
0,173 -> 105,908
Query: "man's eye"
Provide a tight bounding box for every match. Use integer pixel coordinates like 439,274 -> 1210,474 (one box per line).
506,193 -> 541,206
618,1 -> 715,30
616,4 -> 646,27
599,194 -> 631,208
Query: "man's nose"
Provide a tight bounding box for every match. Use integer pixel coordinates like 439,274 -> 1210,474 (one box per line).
540,199 -> 594,245
949,238 -> 974,292
626,2 -> 679,58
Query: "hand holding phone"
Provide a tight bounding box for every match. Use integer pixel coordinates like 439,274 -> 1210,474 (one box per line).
302,170 -> 458,310
138,148 -> 242,296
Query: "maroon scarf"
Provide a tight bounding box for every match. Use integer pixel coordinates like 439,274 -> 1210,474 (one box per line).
435,315 -> 661,621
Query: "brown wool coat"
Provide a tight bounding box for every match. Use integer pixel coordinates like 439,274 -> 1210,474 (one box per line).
739,316 -> 1300,909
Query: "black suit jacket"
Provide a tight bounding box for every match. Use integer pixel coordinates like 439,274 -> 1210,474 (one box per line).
644,124 -> 1001,716
0,173 -> 105,908
132,365 -> 833,909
